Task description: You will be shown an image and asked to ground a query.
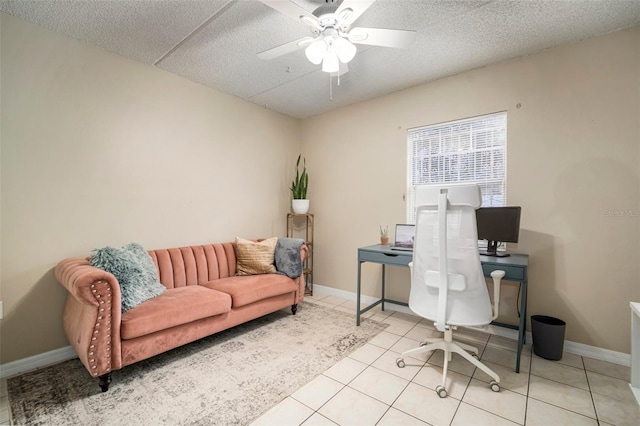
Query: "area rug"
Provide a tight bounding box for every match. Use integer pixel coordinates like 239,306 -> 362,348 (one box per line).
8,302 -> 386,425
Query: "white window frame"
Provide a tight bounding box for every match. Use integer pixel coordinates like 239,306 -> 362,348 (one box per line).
406,111 -> 507,224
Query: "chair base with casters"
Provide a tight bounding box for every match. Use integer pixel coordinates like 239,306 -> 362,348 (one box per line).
396,264 -> 506,398
396,325 -> 501,398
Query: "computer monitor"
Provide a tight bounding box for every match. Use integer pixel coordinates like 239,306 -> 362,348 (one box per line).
476,206 -> 522,257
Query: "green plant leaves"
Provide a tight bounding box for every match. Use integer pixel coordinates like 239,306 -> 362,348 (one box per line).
291,154 -> 309,199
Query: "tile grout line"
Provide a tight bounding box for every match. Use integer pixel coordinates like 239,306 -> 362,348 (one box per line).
582,356 -> 601,425
522,346 -> 532,425
337,303 -> 432,425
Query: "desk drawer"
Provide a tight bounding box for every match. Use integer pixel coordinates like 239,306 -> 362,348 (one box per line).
359,250 -> 412,267
482,264 -> 525,281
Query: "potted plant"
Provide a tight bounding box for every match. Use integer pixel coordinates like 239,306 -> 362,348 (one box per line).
291,154 -> 309,213
380,225 -> 389,245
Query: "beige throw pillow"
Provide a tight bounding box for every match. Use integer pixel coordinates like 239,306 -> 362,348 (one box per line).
235,237 -> 278,276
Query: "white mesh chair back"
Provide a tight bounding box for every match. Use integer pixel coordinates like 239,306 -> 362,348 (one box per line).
408,185 -> 493,330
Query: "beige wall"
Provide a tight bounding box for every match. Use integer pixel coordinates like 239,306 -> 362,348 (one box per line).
0,14 -> 300,363
302,27 -> 640,354
1,11 -> 638,365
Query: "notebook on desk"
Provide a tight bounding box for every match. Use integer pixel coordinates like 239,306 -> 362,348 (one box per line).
390,224 -> 415,251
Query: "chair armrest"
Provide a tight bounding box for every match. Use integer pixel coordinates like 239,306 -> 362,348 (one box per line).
490,270 -> 506,321
54,257 -> 123,376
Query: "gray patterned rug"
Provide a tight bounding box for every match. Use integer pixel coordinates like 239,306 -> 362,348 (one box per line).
8,302 -> 386,425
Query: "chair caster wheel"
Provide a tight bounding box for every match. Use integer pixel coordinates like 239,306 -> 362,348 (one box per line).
396,358 -> 406,368
471,353 -> 479,359
436,385 -> 447,398
490,380 -> 500,392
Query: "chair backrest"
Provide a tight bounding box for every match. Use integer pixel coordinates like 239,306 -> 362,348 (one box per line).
409,184 -> 493,331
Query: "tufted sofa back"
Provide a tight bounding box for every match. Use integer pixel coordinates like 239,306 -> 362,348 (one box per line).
147,243 -> 238,289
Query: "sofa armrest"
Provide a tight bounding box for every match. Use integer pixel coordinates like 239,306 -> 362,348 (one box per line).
294,244 -> 309,304
54,257 -> 123,377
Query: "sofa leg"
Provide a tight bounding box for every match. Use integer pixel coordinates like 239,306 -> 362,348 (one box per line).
291,304 -> 297,315
98,373 -> 112,392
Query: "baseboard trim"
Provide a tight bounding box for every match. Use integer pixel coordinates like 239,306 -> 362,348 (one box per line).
564,339 -> 630,366
0,346 -> 77,379
312,283 -> 631,367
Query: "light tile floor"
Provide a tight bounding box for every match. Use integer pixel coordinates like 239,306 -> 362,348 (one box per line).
3,291 -> 639,426
252,291 -> 640,426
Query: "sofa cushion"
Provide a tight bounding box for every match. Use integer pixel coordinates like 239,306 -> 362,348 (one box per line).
121,286 -> 231,340
90,242 -> 166,312
201,274 -> 297,308
235,237 -> 277,276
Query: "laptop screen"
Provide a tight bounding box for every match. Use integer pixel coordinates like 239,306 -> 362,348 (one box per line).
394,224 -> 415,248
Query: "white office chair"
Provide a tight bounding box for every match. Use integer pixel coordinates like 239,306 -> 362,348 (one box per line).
396,184 -> 506,398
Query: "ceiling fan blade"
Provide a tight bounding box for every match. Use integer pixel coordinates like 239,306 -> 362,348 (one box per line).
257,36 -> 315,60
258,0 -> 321,30
348,27 -> 417,49
335,0 -> 376,25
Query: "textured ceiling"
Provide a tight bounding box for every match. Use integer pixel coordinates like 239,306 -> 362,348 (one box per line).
2,0 -> 640,118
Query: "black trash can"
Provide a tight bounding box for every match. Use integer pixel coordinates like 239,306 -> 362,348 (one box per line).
531,315 -> 566,360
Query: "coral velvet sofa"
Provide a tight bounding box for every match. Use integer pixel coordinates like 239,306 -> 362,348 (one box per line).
54,240 -> 307,392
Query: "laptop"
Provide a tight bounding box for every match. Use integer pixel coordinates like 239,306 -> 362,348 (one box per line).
390,224 -> 415,251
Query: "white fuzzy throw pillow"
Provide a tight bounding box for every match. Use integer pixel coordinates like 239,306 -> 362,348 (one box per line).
90,242 -> 166,312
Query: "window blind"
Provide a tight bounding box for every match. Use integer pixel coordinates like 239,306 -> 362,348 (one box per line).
406,111 -> 507,223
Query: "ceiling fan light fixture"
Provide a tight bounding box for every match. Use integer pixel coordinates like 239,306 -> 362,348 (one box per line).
305,39 -> 327,64
332,37 -> 356,63
322,48 -> 340,73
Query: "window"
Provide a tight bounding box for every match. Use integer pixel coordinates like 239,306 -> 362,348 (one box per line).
407,111 -> 507,223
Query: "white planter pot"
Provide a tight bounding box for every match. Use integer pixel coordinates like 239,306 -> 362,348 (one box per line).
292,199 -> 310,214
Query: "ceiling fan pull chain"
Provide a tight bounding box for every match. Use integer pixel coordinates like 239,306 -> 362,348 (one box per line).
329,74 -> 333,101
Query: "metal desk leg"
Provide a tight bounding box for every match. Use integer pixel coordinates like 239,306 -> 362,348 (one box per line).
516,279 -> 528,373
381,264 -> 386,312
357,261 -> 362,326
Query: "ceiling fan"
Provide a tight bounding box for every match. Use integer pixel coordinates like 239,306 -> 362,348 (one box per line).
257,0 -> 417,74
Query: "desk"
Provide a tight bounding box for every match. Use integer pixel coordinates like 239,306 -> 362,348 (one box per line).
356,244 -> 529,373
631,302 -> 640,405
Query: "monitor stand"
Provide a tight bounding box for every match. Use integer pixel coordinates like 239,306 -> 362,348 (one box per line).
480,240 -> 511,257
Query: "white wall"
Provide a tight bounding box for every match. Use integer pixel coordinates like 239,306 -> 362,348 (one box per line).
0,14 -> 300,363
301,27 -> 640,354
